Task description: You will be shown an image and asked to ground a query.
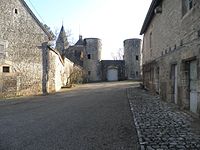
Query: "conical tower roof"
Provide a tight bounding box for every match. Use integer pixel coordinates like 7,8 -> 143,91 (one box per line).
56,25 -> 69,55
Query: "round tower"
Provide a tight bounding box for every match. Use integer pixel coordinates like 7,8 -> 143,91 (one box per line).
83,38 -> 102,82
124,38 -> 141,80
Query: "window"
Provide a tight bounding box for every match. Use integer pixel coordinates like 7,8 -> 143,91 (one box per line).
150,32 -> 152,49
189,0 -> 193,9
14,9 -> 18,14
136,55 -> 139,61
182,0 -> 193,16
3,66 -> 10,73
87,54 -> 91,59
88,71 -> 91,75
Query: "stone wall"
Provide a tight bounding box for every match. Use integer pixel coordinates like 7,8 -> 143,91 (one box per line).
0,73 -> 19,97
101,60 -> 125,81
65,45 -> 84,67
48,48 -> 75,92
142,0 -> 200,116
0,0 -> 83,98
142,0 -> 182,64
0,0 -> 51,97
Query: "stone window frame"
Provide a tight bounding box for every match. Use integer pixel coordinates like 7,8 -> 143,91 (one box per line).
14,9 -> 18,14
0,60 -> 13,74
0,40 -> 8,57
13,7 -> 20,15
2,66 -> 10,73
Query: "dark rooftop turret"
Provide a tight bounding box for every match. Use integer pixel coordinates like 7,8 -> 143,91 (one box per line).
56,25 -> 69,55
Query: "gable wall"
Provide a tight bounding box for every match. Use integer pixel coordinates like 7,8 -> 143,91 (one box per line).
0,0 -> 49,97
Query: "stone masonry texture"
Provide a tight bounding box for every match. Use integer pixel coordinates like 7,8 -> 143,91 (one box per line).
0,0 -> 50,97
0,0 -> 81,98
141,0 -> 200,116
83,38 -> 102,82
124,38 -> 141,80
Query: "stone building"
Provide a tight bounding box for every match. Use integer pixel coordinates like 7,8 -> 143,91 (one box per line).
65,35 -> 84,67
0,0 -> 80,98
101,60 -> 125,81
62,36 -> 102,82
124,38 -> 141,80
57,27 -> 127,82
140,0 -> 200,116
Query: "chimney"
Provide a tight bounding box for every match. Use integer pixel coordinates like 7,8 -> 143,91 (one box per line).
79,35 -> 83,40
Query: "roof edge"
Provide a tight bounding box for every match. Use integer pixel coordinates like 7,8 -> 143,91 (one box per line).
140,0 -> 162,35
19,0 -> 53,39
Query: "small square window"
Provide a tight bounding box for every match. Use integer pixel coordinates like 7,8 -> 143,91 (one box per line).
87,54 -> 91,59
136,55 -> 139,61
3,66 -> 10,73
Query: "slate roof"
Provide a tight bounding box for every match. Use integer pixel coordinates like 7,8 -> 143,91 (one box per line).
56,25 -> 69,49
140,0 -> 162,35
19,0 -> 53,39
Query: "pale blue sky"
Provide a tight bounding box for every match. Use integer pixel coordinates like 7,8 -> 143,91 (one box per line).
24,0 -> 152,59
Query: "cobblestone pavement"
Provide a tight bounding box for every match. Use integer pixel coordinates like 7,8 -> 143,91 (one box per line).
127,87 -> 200,150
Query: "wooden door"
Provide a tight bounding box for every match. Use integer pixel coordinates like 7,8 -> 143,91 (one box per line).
189,60 -> 198,114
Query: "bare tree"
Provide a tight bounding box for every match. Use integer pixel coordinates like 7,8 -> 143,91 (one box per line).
111,48 -> 124,60
65,29 -> 76,45
66,66 -> 87,86
53,27 -> 75,46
